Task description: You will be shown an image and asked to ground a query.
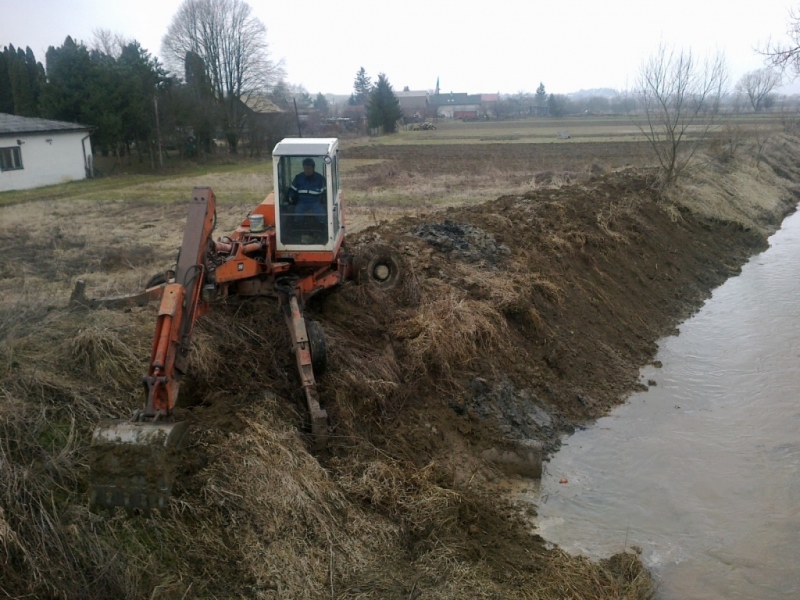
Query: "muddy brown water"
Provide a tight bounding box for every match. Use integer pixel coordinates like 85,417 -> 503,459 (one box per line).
524,209 -> 800,599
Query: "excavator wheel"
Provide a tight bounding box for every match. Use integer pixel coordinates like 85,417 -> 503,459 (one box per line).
354,243 -> 404,290
306,319 -> 327,375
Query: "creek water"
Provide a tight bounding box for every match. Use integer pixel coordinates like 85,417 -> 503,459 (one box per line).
525,208 -> 800,599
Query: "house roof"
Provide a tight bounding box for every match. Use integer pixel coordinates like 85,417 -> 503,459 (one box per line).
0,113 -> 91,136
241,94 -> 283,114
395,90 -> 429,98
481,93 -> 500,102
431,92 -> 482,106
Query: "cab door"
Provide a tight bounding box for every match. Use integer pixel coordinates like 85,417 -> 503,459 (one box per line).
330,152 -> 343,241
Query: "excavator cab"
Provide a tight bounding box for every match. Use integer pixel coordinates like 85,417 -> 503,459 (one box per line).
273,138 -> 344,255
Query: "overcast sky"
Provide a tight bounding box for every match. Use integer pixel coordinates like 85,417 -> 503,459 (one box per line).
2,0 -> 799,95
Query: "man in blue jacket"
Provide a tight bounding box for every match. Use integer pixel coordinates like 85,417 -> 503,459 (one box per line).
286,157 -> 328,243
289,158 -> 326,217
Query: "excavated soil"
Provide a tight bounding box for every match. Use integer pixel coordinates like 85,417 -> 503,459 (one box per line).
1,140 -> 799,598
333,170 -> 775,454
345,142 -> 653,177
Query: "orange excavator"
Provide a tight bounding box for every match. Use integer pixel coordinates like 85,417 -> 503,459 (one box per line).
72,138 -> 402,512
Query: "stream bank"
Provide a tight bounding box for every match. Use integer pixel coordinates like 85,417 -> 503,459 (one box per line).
1,136 -> 799,598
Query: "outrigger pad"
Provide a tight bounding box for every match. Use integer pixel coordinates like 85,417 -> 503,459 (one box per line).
89,420 -> 189,513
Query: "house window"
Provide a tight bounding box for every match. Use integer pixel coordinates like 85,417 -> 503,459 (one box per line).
0,146 -> 23,171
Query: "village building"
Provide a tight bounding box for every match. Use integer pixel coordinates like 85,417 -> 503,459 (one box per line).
0,113 -> 93,192
239,93 -> 287,153
395,90 -> 430,119
432,92 -> 484,119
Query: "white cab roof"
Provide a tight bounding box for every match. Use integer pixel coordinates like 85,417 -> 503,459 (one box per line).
272,137 -> 338,156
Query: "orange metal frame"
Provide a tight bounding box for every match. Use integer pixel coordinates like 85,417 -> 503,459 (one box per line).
138,186 -> 351,424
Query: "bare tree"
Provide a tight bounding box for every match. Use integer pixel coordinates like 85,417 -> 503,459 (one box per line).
161,0 -> 284,152
626,44 -> 728,187
737,68 -> 782,112
92,29 -> 131,58
761,7 -> 800,78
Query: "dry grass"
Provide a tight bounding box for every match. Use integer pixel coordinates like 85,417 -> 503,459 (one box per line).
393,283 -> 507,379
0,292 -> 655,599
535,550 -> 655,600
671,133 -> 800,235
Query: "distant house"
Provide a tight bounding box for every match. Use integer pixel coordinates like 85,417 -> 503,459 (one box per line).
395,90 -> 430,118
241,93 -> 283,116
239,94 -> 286,154
0,113 -> 92,192
432,92 -> 483,118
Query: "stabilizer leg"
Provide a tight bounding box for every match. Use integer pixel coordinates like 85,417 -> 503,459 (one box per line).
281,291 -> 328,450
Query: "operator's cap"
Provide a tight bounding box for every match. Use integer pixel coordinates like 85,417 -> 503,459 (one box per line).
303,158 -> 315,167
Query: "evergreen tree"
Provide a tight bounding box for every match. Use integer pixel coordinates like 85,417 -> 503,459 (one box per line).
547,93 -> 569,117
40,37 -> 94,123
116,42 -> 167,161
351,67 -> 372,104
535,82 -> 547,106
41,36 -> 166,162
183,50 -> 217,154
0,51 -> 12,113
24,47 -> 45,112
1,45 -> 44,116
313,92 -> 329,115
292,85 -> 313,108
366,73 -> 402,133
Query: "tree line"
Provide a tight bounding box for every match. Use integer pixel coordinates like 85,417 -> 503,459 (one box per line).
3,0 -> 798,171
0,38 -> 169,163
0,0 -> 303,165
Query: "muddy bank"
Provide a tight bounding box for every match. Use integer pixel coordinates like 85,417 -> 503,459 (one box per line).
1,137 -> 799,599
349,169 -> 787,459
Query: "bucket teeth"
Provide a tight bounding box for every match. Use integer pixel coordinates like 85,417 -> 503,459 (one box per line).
88,420 -> 188,513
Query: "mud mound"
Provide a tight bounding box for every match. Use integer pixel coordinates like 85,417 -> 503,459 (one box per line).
412,220 -> 510,263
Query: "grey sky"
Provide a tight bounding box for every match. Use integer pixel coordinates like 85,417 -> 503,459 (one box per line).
2,0 -> 798,95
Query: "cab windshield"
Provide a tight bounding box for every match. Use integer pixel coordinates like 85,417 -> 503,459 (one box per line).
277,155 -> 329,245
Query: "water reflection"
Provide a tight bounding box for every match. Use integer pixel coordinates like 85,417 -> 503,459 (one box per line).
527,210 -> 800,599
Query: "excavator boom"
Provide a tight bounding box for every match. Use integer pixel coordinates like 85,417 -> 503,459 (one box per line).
89,188 -> 216,512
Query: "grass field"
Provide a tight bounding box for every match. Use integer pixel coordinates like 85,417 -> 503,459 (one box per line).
0,113 -> 790,249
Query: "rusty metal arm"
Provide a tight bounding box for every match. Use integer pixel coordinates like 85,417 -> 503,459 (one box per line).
70,279 -> 168,309
139,187 -> 217,420
281,289 -> 328,450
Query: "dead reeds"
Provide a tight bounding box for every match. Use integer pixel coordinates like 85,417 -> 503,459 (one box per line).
393,283 -> 507,379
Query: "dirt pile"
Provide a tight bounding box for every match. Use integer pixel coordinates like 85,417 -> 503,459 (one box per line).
2,136 -> 799,599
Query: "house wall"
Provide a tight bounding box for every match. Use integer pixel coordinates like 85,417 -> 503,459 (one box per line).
437,104 -> 480,118
397,96 -> 430,119
0,130 -> 91,192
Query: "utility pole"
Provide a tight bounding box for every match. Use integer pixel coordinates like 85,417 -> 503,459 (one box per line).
154,96 -> 164,168
293,97 -> 303,137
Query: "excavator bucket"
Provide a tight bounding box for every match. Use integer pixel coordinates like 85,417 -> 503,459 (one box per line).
89,420 -> 189,513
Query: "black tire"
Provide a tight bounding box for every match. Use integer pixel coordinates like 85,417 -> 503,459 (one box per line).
306,319 -> 327,376
145,270 -> 175,289
354,243 -> 404,290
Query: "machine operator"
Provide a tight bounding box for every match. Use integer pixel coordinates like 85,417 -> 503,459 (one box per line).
289,158 -> 327,223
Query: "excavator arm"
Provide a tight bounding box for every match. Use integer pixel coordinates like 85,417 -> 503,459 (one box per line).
141,187 -> 216,419
89,188 -> 216,512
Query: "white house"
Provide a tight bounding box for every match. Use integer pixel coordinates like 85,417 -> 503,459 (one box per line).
0,114 -> 93,192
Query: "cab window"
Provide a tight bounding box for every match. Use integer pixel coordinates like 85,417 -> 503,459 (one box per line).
277,155 -> 329,245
